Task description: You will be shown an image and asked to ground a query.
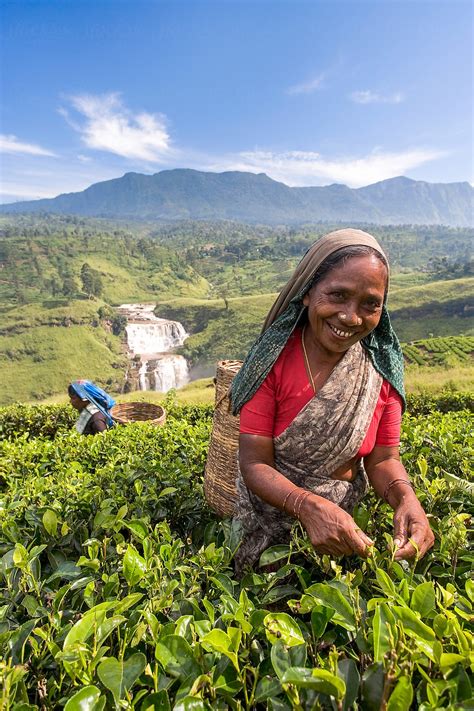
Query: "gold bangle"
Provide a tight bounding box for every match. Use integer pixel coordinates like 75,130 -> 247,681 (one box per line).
295,491 -> 311,519
290,490 -> 305,517
282,489 -> 297,513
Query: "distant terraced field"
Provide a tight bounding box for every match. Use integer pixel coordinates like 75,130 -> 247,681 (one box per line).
402,336 -> 474,366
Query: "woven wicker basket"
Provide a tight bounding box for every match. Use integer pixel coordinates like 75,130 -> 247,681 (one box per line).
204,359 -> 243,517
111,402 -> 166,426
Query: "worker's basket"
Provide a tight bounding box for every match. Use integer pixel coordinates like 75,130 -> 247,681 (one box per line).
111,402 -> 166,427
204,360 -> 243,517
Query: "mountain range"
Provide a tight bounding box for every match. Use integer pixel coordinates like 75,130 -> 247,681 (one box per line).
1,170 -> 473,226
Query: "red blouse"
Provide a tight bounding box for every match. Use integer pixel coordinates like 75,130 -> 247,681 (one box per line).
240,328 -> 402,457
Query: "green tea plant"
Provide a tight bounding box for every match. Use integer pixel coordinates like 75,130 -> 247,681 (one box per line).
0,405 -> 472,710
402,337 -> 474,368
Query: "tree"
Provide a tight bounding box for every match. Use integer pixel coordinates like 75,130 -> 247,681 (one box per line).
49,277 -> 62,297
62,276 -> 78,297
80,262 -> 103,297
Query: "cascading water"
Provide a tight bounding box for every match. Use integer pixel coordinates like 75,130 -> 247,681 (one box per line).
118,304 -> 190,392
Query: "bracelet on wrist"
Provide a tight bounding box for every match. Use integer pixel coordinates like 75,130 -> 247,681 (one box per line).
383,478 -> 414,504
289,489 -> 305,516
290,489 -> 306,516
282,488 -> 297,513
295,491 -> 311,519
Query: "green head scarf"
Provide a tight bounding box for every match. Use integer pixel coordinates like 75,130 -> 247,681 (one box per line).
230,228 -> 405,414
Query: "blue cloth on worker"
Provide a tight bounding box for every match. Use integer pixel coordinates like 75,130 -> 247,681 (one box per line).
70,380 -> 115,427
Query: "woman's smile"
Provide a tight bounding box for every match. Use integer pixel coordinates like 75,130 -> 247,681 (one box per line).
327,321 -> 358,339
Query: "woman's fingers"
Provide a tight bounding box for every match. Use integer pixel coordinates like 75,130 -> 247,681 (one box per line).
393,540 -> 417,560
354,527 -> 374,548
345,528 -> 372,557
393,511 -> 408,549
391,499 -> 435,560
394,521 -> 434,560
302,500 -> 373,558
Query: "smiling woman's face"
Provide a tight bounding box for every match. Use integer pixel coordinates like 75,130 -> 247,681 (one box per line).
303,254 -> 387,358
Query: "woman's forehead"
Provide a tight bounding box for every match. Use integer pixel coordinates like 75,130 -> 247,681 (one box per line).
312,256 -> 388,294
325,254 -> 387,280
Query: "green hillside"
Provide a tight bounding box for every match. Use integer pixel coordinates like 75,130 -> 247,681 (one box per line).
0,220 -> 210,306
0,215 -> 472,403
0,299 -> 127,404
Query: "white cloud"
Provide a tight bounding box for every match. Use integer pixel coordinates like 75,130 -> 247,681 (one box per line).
0,134 -> 57,157
61,92 -> 172,161
350,90 -> 404,105
287,73 -> 326,95
206,147 -> 447,187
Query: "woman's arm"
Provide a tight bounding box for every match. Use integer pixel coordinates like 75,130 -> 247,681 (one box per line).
364,445 -> 434,560
90,411 -> 108,434
240,433 -> 374,557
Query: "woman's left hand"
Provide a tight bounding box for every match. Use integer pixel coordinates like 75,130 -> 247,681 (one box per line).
365,446 -> 434,561
392,494 -> 434,560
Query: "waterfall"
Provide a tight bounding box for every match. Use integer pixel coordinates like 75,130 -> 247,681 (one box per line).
118,304 -> 190,392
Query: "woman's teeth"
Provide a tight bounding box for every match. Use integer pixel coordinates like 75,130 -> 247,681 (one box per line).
329,323 -> 352,338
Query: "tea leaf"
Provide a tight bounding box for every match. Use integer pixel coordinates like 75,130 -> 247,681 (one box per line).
42,509 -> 58,537
411,581 -> 435,618
155,635 -> 201,679
305,583 -> 356,630
373,602 -> 396,663
64,685 -> 105,711
123,545 -> 146,585
97,653 -> 146,704
264,612 -> 305,646
392,606 -> 436,641
259,545 -> 291,566
281,667 -> 346,699
201,628 -> 240,671
387,676 -> 413,711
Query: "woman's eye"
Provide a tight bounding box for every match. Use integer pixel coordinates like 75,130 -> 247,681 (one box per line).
365,301 -> 381,311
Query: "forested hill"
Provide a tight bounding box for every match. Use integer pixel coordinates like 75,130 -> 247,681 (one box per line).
1,170 -> 473,226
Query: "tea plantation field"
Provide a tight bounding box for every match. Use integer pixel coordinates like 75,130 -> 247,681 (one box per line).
402,338 -> 474,368
0,396 -> 472,710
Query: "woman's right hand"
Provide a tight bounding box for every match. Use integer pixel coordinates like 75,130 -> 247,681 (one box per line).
299,494 -> 374,557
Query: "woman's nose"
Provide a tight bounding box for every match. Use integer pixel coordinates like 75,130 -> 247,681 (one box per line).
338,310 -> 362,326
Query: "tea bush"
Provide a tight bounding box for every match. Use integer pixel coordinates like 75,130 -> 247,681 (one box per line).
0,399 -> 214,441
405,391 -> 473,417
0,404 -> 76,441
0,403 -> 472,710
0,391 -> 471,442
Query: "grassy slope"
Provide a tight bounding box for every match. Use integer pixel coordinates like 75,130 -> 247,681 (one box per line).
388,276 -> 473,309
0,324 -> 125,404
404,363 -> 474,393
388,278 -> 473,341
84,256 -> 209,303
0,298 -> 126,404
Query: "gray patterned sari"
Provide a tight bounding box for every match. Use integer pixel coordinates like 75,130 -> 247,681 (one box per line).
233,340 -> 382,575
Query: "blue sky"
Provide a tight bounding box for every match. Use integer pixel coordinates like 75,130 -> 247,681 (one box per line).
1,0 -> 472,203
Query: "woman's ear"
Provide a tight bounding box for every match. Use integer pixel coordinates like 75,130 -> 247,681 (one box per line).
303,292 -> 310,306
